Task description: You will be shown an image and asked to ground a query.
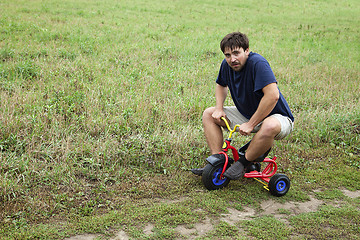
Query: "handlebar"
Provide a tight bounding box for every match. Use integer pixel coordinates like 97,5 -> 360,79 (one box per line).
221,117 -> 241,139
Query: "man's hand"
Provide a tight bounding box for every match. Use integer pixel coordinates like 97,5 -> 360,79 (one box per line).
211,108 -> 226,121
239,122 -> 254,136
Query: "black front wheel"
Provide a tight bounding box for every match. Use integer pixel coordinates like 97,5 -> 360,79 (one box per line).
202,163 -> 230,190
268,174 -> 290,197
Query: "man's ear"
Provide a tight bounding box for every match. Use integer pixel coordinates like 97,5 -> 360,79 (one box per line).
245,48 -> 250,55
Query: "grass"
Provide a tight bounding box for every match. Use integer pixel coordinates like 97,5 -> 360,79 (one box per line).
0,0 -> 359,239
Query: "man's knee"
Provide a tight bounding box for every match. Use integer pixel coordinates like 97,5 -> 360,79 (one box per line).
202,107 -> 225,127
259,117 -> 281,138
202,107 -> 215,121
203,107 -> 214,116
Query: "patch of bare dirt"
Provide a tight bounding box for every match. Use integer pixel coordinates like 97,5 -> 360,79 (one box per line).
175,216 -> 213,239
341,189 -> 360,198
64,234 -> 100,240
220,206 -> 256,224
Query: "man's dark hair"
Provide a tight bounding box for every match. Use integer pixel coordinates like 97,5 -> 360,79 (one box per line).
220,32 -> 249,53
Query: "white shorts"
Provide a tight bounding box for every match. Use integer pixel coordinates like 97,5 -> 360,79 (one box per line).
223,106 -> 294,140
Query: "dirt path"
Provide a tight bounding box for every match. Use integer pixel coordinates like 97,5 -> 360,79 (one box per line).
65,189 -> 360,240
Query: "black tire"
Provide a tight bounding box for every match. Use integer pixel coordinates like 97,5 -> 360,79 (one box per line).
268,174 -> 290,197
202,163 -> 230,190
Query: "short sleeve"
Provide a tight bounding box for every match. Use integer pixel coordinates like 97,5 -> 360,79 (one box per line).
253,60 -> 277,92
216,59 -> 229,87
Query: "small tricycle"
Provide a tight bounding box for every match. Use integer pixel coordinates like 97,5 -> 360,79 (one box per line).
201,117 -> 290,197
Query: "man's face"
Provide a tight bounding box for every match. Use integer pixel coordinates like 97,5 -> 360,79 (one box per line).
223,47 -> 249,71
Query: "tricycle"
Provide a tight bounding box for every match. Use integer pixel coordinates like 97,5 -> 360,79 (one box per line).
201,117 -> 290,197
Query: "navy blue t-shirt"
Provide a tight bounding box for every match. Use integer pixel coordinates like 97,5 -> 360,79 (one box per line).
216,52 -> 294,122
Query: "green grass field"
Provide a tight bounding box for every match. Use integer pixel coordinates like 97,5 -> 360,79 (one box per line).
1,0 -> 359,239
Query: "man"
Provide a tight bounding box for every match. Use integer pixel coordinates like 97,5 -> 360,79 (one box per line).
191,32 -> 294,180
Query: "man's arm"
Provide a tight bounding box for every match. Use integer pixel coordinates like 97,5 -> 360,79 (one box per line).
212,84 -> 228,120
239,82 -> 279,135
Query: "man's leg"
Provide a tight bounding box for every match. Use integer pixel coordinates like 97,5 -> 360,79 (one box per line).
190,107 -> 227,176
245,116 -> 281,161
202,107 -> 227,154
